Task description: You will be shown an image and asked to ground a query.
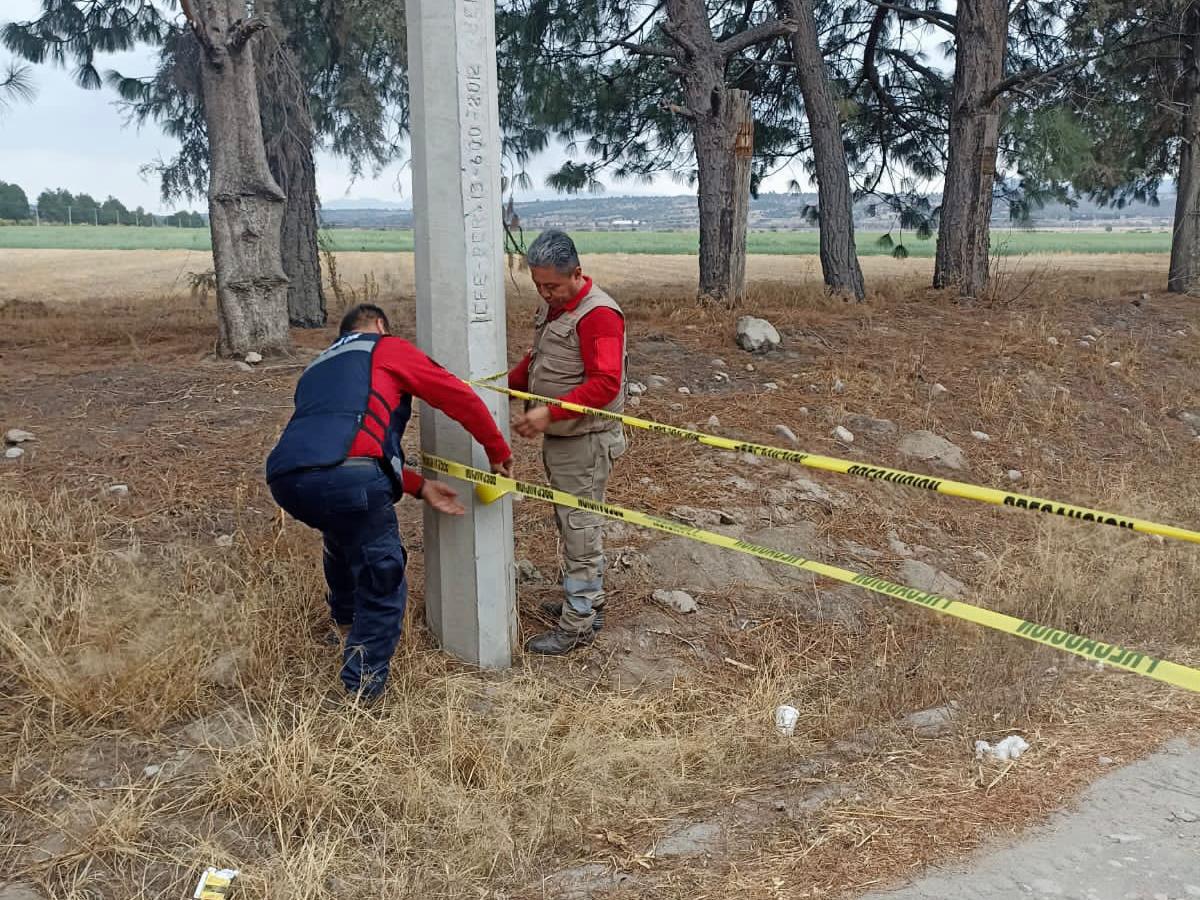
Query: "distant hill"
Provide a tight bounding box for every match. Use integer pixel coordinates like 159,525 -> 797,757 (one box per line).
317,191 -> 1176,231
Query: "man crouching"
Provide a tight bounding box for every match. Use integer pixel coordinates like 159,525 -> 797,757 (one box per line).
509,230 -> 627,655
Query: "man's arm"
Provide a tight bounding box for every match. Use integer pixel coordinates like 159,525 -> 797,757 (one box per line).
550,307 -> 625,420
508,352 -> 532,391
379,338 -> 513,467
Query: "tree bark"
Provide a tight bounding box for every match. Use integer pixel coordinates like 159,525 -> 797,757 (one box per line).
666,0 -> 752,307
190,0 -> 290,357
1170,4 -> 1200,294
784,0 -> 865,301
933,0 -> 1008,299
256,11 -> 327,327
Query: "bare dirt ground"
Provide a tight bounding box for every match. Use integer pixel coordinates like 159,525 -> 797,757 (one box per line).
1,249 -> 1199,899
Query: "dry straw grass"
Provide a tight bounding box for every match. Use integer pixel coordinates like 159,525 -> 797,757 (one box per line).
2,255 -> 1199,898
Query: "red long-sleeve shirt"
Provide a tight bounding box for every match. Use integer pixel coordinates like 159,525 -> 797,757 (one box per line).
348,336 -> 511,496
508,278 -> 625,421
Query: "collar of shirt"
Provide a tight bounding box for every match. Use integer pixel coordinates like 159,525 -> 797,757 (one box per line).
547,277 -> 594,320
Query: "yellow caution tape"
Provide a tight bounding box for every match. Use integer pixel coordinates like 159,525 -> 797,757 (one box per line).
473,380 -> 1200,547
424,453 -> 1200,694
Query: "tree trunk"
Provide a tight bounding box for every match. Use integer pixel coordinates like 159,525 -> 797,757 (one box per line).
256,15 -> 327,327
1170,5 -> 1200,294
728,89 -> 753,302
785,0 -> 865,301
933,0 -> 1007,299
667,0 -> 750,307
191,0 -> 290,358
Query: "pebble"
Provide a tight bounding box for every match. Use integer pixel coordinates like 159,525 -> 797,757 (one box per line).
647,374 -> 671,389
670,403 -> 684,411
929,382 -> 948,398
628,382 -> 646,396
677,386 -> 691,395
707,415 -> 721,428
652,589 -> 699,614
798,407 -> 809,416
713,372 -> 729,382
143,764 -> 162,778
5,447 -> 25,459
1109,361 -> 1122,368
774,424 -> 800,446
833,426 -> 854,443
235,361 -> 254,372
108,484 -> 130,496
711,359 -> 727,368
971,431 -> 991,442
745,363 -> 755,372
833,378 -> 846,394
1007,469 -> 1023,482
1098,756 -> 1115,766
1047,336 -> 1059,346
244,351 -> 263,364
628,396 -> 641,407
5,428 -> 35,444
763,382 -> 779,391
215,534 -> 234,548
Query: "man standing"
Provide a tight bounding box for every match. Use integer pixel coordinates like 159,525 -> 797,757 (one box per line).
267,304 -> 513,700
510,230 -> 627,655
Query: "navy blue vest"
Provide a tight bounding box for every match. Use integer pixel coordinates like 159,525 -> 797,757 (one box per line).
265,332 -> 413,487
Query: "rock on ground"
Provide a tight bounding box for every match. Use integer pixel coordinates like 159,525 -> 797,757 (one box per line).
0,884 -> 47,900
652,589 -> 699,613
899,560 -> 966,599
650,821 -> 725,858
898,430 -> 968,471
5,428 -> 35,444
846,414 -> 898,437
858,738 -> 1200,900
736,316 -> 782,352
538,863 -> 637,900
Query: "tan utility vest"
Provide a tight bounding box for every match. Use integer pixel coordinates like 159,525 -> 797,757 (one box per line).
527,284 -> 627,438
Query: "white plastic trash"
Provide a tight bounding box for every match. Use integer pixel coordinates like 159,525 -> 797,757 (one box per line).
974,735 -> 1030,762
775,705 -> 800,737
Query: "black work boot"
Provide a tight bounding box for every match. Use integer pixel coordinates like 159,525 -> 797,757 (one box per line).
539,601 -> 605,632
526,626 -> 595,656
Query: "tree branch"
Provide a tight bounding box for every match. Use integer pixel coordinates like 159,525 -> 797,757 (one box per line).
230,18 -> 269,53
717,18 -> 794,59
616,40 -> 680,60
862,0 -> 956,35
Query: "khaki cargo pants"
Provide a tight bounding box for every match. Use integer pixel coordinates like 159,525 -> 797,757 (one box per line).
542,425 -> 627,633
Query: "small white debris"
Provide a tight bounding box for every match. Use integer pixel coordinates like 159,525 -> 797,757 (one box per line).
798,407 -> 809,416
711,359 -> 727,368
1083,334 -> 1097,342
929,382 -> 948,398
639,476 -> 651,485
4,447 -> 24,460
791,373 -> 800,379
1109,361 -> 1122,368
5,428 -> 35,444
108,484 -> 130,496
763,382 -> 779,391
774,424 -> 799,446
971,431 -> 991,442
1007,469 -> 1022,482
628,382 -> 646,396
1107,833 -> 1145,845
1078,341 -> 1092,350
1098,756 -> 1115,766
193,867 -> 239,900
745,363 -> 756,372
974,735 -> 1030,761
1047,336 -> 1059,346
713,371 -> 729,382
677,386 -> 691,395
652,589 -> 699,614
244,351 -> 263,364
774,705 -> 800,737
628,396 -> 641,408
214,534 -> 234,548
833,426 -> 854,444
706,415 -> 721,429
1175,329 -> 1188,337
143,764 -> 162,778
832,378 -> 846,394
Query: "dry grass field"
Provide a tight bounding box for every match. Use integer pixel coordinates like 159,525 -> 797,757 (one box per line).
1,248 -> 1198,899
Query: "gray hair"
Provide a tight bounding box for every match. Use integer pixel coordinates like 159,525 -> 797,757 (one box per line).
525,229 -> 580,274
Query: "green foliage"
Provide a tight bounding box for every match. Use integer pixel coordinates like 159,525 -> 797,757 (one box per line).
0,181 -> 31,220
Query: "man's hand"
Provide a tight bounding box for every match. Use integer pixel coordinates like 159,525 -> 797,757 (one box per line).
491,457 -> 514,478
419,480 -> 466,516
513,406 -> 552,439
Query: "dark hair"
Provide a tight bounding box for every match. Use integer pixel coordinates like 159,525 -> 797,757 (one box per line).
339,303 -> 390,336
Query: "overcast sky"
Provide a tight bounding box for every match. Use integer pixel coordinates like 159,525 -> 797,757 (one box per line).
0,1 -> 824,213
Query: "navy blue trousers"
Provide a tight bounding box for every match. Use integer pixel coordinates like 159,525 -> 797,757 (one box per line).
270,459 -> 408,698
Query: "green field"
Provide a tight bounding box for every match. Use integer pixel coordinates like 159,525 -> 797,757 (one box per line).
0,224 -> 1173,256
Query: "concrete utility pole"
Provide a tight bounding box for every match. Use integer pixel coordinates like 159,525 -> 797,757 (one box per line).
406,0 -> 517,667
